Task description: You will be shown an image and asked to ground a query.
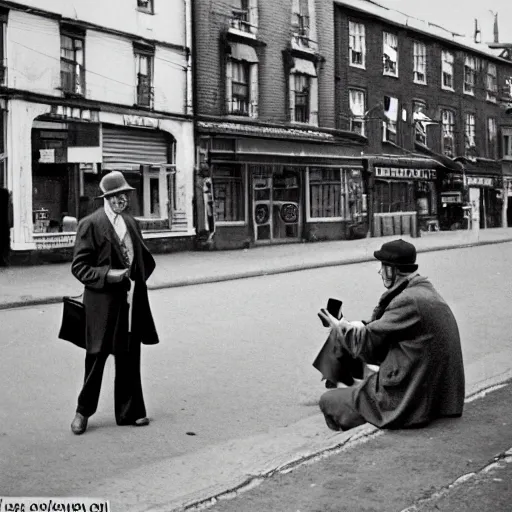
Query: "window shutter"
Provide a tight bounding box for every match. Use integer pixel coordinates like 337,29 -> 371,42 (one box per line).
249,0 -> 258,29
226,59 -> 233,114
249,64 -> 259,118
289,74 -> 296,122
309,76 -> 319,126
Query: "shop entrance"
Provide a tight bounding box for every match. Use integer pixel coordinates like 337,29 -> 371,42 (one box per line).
251,165 -> 302,243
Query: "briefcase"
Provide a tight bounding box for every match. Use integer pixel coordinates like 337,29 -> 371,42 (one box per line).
58,294 -> 86,349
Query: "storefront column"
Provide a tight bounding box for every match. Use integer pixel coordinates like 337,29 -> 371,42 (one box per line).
7,100 -> 50,250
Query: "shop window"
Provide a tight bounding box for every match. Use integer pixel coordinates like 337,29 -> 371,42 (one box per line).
415,181 -> 437,216
374,180 -> 415,213
463,55 -> 476,95
487,118 -> 498,160
60,32 -> 85,96
309,168 -> 342,218
486,63 -> 498,103
349,89 -> 366,136
291,0 -> 310,45
349,21 -> 366,68
441,50 -> 454,91
137,0 -> 154,14
135,50 -> 154,107
413,41 -> 427,84
464,113 -> 476,156
382,95 -> 398,144
212,165 -> 245,223
441,109 -> 455,157
383,32 -> 398,77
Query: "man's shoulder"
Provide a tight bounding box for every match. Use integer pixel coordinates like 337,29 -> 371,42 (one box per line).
77,208 -> 105,230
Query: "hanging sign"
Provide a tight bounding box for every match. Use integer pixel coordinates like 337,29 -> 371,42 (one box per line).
375,167 -> 436,180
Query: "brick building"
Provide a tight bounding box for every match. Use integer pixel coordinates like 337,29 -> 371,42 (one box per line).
193,0 -> 369,249
333,0 -> 512,235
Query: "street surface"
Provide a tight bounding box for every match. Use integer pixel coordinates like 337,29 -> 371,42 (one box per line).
1,243 -> 512,503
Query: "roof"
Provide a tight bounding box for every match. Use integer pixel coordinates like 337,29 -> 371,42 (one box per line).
334,0 -> 510,63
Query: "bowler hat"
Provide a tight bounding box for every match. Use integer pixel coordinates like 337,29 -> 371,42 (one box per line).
374,239 -> 418,272
98,171 -> 135,198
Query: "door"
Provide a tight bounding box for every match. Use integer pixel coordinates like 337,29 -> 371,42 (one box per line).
252,165 -> 302,243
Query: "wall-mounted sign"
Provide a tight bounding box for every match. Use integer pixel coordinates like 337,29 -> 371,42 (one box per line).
375,167 -> 436,180
466,176 -> 494,187
34,234 -> 76,250
123,115 -> 159,129
39,149 -> 55,163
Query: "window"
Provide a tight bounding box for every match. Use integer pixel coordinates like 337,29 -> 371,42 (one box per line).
0,10 -> 7,86
382,95 -> 398,143
464,55 -> 476,95
135,51 -> 154,107
349,89 -> 366,136
230,0 -> 251,33
137,0 -> 154,13
503,130 -> 512,159
383,32 -> 398,77
309,168 -> 342,218
487,118 -> 498,159
441,109 -> 455,157
212,165 -> 245,222
413,101 -> 428,145
413,41 -> 427,84
349,21 -> 365,68
441,50 -> 454,90
374,180 -> 415,213
229,59 -> 250,115
292,0 -> 310,43
464,113 -> 476,155
60,32 -> 85,95
293,74 -> 310,123
486,63 -> 498,102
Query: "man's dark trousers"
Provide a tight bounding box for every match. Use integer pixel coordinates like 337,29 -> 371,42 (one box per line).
76,341 -> 146,425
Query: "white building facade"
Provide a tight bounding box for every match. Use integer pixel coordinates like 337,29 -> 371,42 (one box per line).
1,0 -> 194,253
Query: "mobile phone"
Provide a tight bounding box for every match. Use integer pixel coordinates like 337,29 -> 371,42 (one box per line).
318,298 -> 343,327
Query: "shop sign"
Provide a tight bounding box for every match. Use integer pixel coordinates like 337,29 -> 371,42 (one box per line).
34,234 -> 76,250
39,149 -> 55,163
466,176 -> 494,187
123,115 -> 159,129
375,167 -> 436,180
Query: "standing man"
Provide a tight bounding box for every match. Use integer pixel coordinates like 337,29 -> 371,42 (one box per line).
318,239 -> 465,431
70,171 -> 159,435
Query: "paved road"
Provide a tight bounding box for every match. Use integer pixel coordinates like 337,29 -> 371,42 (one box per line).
1,243 -> 512,503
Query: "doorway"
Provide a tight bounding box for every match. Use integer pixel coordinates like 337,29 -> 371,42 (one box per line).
251,165 -> 302,243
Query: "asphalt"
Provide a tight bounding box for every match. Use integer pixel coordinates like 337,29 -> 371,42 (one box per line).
1,226 -> 512,310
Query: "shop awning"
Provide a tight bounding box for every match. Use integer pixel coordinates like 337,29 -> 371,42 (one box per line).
364,154 -> 441,170
230,43 -> 259,63
414,142 -> 464,173
291,58 -> 317,77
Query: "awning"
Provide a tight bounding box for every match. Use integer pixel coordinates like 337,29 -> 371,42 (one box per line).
230,43 -> 259,63
414,142 -> 464,173
291,58 -> 317,77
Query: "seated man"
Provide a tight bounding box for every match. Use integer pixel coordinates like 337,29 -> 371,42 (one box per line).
318,239 -> 465,431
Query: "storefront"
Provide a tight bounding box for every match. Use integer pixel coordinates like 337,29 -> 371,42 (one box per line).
466,175 -> 502,229
196,122 -> 367,249
7,99 -> 195,256
365,156 -> 443,238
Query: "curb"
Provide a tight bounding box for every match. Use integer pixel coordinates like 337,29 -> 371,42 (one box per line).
1,237 -> 512,312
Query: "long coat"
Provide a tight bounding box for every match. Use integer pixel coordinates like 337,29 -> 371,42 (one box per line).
335,275 -> 465,429
71,207 -> 159,354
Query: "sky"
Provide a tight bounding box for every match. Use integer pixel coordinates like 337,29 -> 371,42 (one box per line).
379,0 -> 512,44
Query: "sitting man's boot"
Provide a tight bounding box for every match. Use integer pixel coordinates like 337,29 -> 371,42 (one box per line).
71,412 -> 88,435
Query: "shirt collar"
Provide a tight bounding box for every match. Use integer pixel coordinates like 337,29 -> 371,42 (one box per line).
104,198 -> 117,224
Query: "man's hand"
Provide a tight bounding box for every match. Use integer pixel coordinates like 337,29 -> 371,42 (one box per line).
318,308 -> 342,330
106,268 -> 129,283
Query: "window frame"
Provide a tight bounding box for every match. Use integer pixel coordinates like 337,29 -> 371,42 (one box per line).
441,50 -> 454,91
229,58 -> 251,116
463,55 -> 476,96
413,100 -> 428,146
502,128 -> 512,160
382,95 -> 398,144
134,48 -> 154,108
383,32 -> 398,77
349,21 -> 366,69
60,31 -> 85,96
212,164 -> 248,225
413,41 -> 427,84
292,0 -> 311,43
487,117 -> 498,160
486,62 -> 498,103
464,112 -> 476,154
348,88 -> 366,136
137,0 -> 154,14
441,109 -> 456,157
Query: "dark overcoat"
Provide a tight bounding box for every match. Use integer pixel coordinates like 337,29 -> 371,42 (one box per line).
335,275 -> 465,429
71,207 -> 159,354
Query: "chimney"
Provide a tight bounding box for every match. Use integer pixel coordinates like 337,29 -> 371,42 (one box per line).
493,12 -> 499,43
474,19 -> 481,43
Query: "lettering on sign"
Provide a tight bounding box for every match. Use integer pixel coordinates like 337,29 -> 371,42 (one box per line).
123,115 -> 159,129
0,498 -> 110,512
34,234 -> 76,250
39,149 -> 55,164
375,167 -> 436,180
466,176 -> 494,187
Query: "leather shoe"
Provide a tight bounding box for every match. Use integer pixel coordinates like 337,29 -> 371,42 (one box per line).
71,413 -> 88,435
133,417 -> 150,427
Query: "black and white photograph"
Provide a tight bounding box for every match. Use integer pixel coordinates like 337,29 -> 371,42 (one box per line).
1,0 -> 512,510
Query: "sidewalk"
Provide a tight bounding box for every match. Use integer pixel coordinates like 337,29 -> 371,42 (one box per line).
1,227 -> 512,310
